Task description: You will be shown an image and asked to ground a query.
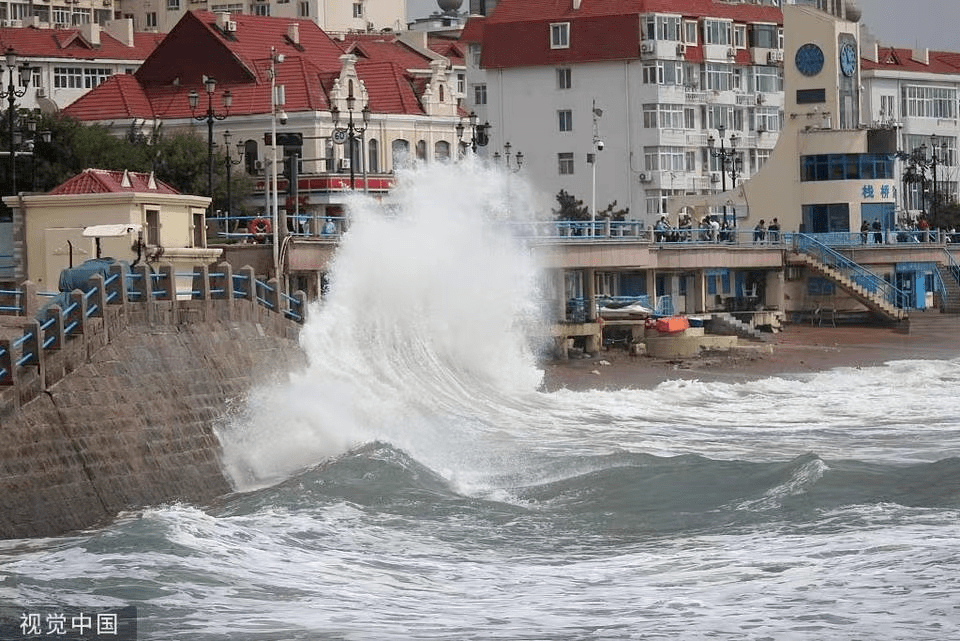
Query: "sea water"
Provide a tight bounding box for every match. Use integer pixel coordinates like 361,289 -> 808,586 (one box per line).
1,160 -> 959,640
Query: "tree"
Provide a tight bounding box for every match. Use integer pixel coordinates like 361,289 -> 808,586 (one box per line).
553,189 -> 589,220
596,199 -> 629,221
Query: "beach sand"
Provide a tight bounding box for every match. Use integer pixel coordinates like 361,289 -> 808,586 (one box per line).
541,310 -> 960,391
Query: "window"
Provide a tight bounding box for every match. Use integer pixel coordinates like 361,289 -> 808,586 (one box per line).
146,210 -> 160,246
702,19 -> 732,46
473,83 -> 487,105
416,139 -> 427,161
642,104 -> 685,129
684,106 -> 696,129
749,23 -> 779,49
83,68 -> 111,89
192,212 -> 204,248
641,61 -> 683,85
253,3 -> 270,15
550,22 -> 569,49
705,105 -> 742,131
557,67 -> 572,90
166,0 -> 180,10
53,67 -> 83,89
368,139 -> 379,172
683,20 -> 698,45
879,94 -> 896,120
558,109 -> 573,132
734,24 -> 746,49
392,139 -> 410,167
353,2 -> 363,18
298,1 -> 309,17
558,152 -> 574,175
145,11 -> 158,28
703,63 -> 733,91
753,149 -> 771,172
643,14 -> 680,41
435,140 -> 451,161
754,106 -> 782,133
802,204 -> 850,234
754,66 -> 782,93
902,85 -> 958,119
904,135 -> 956,166
799,154 -> 895,182
643,146 -> 686,172
457,73 -> 464,95
470,44 -> 481,67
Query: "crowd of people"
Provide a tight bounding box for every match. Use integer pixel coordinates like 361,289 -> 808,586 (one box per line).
653,214 -> 781,244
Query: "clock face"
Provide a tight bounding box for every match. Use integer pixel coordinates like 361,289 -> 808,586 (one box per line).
795,43 -> 824,77
840,43 -> 857,76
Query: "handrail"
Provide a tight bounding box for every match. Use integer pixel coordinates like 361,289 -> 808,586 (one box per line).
792,233 -> 905,308
943,248 -> 960,286
0,263 -> 305,388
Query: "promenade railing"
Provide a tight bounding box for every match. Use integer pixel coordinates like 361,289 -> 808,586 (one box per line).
0,263 -> 305,387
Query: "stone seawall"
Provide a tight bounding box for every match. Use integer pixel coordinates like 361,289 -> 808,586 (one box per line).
0,297 -> 307,539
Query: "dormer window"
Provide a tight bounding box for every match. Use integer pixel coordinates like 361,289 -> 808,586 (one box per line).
550,22 -> 569,49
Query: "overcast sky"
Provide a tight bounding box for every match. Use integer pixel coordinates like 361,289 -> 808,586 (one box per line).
407,0 -> 958,52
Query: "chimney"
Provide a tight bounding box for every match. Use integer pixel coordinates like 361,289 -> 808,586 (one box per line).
911,48 -> 929,65
216,12 -> 231,31
80,22 -> 101,47
287,22 -> 300,45
573,0 -> 582,8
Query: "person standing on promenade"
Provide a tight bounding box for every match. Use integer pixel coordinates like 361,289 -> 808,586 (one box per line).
860,220 -> 869,244
768,218 -> 780,243
753,219 -> 766,244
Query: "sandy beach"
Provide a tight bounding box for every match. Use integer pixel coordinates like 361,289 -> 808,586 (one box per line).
541,310 -> 960,391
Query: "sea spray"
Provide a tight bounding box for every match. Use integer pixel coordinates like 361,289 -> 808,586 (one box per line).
218,158 -> 553,490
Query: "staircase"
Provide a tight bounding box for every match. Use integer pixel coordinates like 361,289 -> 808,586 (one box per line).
937,262 -> 960,313
707,312 -> 767,341
790,235 -> 907,323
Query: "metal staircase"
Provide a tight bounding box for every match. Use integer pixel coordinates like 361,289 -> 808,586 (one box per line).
790,235 -> 907,323
937,249 -> 960,313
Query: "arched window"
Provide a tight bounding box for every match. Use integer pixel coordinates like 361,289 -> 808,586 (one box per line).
435,140 -> 451,162
416,139 -> 427,161
392,139 -> 410,169
368,138 -> 379,173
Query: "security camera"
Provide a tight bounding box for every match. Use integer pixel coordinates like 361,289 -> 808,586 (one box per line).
278,111 -> 288,125
596,140 -> 605,151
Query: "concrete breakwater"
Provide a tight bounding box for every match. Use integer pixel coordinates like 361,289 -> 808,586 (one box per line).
0,271 -> 307,539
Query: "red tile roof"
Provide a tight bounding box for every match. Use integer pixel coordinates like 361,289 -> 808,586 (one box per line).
459,16 -> 485,44
862,46 -> 960,74
49,168 -> 180,195
64,10 -> 441,122
0,25 -> 163,61
481,0 -> 781,68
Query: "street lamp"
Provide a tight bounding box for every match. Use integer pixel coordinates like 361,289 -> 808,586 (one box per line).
708,124 -> 741,229
188,76 -> 232,207
455,111 -> 490,155
493,141 -> 523,172
2,47 -> 34,196
221,130 -> 244,230
331,94 -> 370,190
930,135 -> 947,228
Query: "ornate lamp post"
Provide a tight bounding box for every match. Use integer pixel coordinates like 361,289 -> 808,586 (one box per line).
455,111 -> 490,155
188,76 -> 232,206
221,130 -> 244,228
331,95 -> 369,190
493,141 -> 524,172
2,47 -> 34,196
708,124 -> 741,228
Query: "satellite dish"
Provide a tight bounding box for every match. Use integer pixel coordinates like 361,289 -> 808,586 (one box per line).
437,0 -> 463,14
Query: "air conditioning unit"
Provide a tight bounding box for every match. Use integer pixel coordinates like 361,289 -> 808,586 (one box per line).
639,172 -> 652,183
767,50 -> 783,63
727,48 -> 737,58
710,173 -> 720,183
640,42 -> 654,54
36,87 -> 46,98
339,158 -> 351,170
224,20 -> 237,32
676,43 -> 686,55
254,160 -> 265,171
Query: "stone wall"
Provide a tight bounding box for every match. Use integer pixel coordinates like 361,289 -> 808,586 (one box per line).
0,297 -> 306,539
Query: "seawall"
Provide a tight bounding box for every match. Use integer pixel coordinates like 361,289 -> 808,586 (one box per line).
0,295 -> 306,540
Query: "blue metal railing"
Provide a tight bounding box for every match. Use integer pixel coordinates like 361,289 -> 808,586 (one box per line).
0,265 -> 305,386
792,233 -> 905,308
